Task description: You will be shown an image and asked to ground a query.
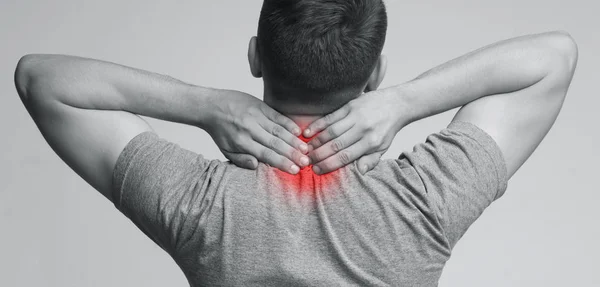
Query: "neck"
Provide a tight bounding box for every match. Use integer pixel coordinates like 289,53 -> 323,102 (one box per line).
263,89 -> 325,131
262,83 -> 356,116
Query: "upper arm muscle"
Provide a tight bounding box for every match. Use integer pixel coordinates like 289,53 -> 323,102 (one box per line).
452,68 -> 572,179
25,97 -> 153,200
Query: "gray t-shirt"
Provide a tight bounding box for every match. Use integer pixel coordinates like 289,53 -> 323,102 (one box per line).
112,120 -> 508,286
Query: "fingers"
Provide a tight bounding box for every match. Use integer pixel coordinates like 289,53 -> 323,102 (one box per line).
312,140 -> 372,175
356,152 -> 384,174
260,121 -> 309,155
262,105 -> 302,137
223,152 -> 258,170
259,106 -> 308,154
251,127 -> 309,171
303,105 -> 350,138
307,119 -> 354,151
308,124 -> 362,164
244,140 -> 301,174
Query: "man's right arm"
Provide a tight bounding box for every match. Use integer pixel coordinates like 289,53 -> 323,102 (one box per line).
305,30 -> 578,178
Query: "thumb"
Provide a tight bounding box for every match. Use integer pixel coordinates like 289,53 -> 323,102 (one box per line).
357,152 -> 383,174
223,151 -> 258,170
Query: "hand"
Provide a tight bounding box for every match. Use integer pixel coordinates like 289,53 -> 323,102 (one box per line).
303,86 -> 411,175
202,89 -> 310,174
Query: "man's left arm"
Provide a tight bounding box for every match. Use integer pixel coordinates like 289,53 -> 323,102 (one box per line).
14,54 -> 309,202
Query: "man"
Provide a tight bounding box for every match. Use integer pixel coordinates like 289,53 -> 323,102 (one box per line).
14,0 -> 577,286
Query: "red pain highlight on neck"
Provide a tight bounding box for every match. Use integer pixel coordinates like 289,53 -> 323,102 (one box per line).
298,133 -> 313,144
272,133 -> 342,199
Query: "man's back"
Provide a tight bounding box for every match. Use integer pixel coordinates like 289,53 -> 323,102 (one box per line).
113,120 -> 507,286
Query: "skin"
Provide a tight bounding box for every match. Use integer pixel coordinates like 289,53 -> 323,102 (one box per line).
304,31 -> 578,177
13,55 -> 309,201
14,30 -> 577,207
246,36 -> 388,174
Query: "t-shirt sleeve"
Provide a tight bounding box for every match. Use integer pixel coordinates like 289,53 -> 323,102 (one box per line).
399,120 -> 508,250
111,131 -> 213,254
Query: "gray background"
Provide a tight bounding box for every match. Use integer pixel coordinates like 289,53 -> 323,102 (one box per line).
0,0 -> 597,286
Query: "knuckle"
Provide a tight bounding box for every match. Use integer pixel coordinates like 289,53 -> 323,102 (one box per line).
364,124 -> 376,132
366,134 -> 381,146
261,148 -> 278,162
311,137 -> 322,148
271,125 -> 285,137
248,107 -> 260,117
231,133 -> 243,142
232,116 -> 244,129
326,127 -> 338,138
243,124 -> 254,134
273,113 -> 284,124
232,135 -> 245,148
338,150 -> 351,165
312,149 -> 327,163
310,151 -> 323,163
331,139 -> 344,152
268,136 -> 281,150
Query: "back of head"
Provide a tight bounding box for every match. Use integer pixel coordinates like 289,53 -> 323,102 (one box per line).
257,0 -> 387,114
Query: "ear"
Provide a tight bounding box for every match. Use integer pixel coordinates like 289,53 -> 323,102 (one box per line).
248,36 -> 262,78
364,54 -> 387,92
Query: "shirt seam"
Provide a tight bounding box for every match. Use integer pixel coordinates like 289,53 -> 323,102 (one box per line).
449,120 -> 508,200
111,131 -> 158,208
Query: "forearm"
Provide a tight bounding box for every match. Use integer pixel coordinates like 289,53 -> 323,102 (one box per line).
15,54 -> 309,176
398,30 -> 577,124
15,54 -> 216,127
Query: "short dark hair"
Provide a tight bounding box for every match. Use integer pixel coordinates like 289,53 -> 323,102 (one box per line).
258,0 -> 387,107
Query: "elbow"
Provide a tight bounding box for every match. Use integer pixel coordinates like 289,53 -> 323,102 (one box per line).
14,54 -> 57,103
546,31 -> 579,74
14,54 -> 42,102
